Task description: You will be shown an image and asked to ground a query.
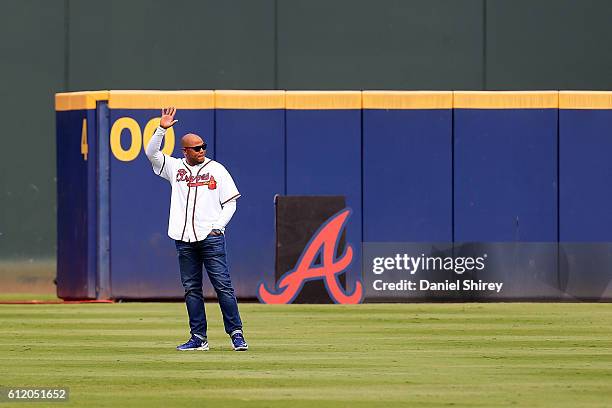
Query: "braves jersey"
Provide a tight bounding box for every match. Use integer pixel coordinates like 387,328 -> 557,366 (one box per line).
146,127 -> 240,242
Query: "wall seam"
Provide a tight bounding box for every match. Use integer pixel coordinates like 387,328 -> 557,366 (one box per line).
451,95 -> 456,243
557,106 -> 561,290
213,106 -> 217,161
360,104 -> 364,245
283,106 -> 287,195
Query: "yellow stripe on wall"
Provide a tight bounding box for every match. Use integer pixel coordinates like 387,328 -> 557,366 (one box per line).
454,91 -> 558,109
62,90 -> 612,110
215,90 -> 285,109
55,91 -> 109,111
363,91 -> 453,109
108,90 -> 215,109
559,91 -> 612,109
286,91 -> 361,110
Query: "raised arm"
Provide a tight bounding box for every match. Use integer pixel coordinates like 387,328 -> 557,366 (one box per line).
145,107 -> 178,174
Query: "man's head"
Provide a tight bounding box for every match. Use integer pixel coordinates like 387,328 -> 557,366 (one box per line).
181,133 -> 206,165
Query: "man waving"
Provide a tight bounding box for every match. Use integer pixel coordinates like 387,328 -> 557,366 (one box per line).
145,107 -> 248,351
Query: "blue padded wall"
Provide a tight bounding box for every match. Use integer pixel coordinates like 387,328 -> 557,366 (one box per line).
453,92 -> 560,299
108,106 -> 214,299
361,92 -> 454,301
560,109 -> 612,241
454,111 -> 558,241
285,92 -> 362,289
362,93 -> 452,242
559,93 -> 612,300
215,91 -> 286,298
56,108 -> 98,299
55,90 -> 612,302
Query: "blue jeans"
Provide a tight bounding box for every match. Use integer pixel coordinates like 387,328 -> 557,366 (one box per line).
175,235 -> 243,339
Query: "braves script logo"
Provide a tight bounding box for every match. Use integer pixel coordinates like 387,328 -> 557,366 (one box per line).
257,208 -> 363,304
176,169 -> 188,181
176,169 -> 216,189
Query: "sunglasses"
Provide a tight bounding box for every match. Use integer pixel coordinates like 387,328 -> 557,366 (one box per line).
184,143 -> 207,152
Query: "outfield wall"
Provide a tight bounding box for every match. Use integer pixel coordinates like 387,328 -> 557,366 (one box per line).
55,90 -> 612,301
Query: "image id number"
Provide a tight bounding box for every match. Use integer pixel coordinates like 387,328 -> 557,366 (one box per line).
1,387 -> 68,402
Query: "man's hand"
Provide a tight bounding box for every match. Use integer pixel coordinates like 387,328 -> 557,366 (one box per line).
160,107 -> 178,129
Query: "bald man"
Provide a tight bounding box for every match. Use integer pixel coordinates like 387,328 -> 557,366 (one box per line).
145,107 -> 248,352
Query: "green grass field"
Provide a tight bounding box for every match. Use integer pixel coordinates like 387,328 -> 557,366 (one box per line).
1,303 -> 611,407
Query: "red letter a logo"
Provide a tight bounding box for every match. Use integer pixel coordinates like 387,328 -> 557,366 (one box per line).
257,208 -> 363,304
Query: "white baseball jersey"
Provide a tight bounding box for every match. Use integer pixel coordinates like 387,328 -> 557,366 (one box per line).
145,127 -> 240,242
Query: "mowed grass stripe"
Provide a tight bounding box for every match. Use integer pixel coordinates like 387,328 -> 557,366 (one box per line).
0,303 -> 611,407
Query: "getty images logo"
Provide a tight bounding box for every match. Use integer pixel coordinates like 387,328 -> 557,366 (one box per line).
257,208 -> 363,304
